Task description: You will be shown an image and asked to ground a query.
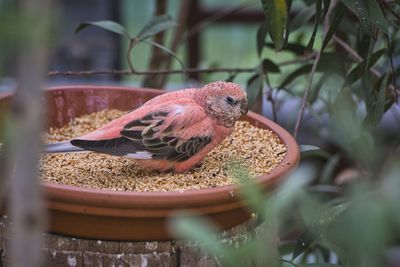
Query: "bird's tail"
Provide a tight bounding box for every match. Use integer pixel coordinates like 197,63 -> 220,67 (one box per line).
43,141 -> 85,153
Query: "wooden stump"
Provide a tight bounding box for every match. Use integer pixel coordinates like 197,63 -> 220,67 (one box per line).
0,215 -> 259,267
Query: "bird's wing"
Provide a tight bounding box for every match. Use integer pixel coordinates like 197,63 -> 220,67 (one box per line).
71,104 -> 213,161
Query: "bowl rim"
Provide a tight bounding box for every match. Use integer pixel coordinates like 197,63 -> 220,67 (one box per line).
1,85 -> 300,209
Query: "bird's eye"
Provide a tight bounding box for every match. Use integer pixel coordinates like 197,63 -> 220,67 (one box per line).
225,96 -> 236,105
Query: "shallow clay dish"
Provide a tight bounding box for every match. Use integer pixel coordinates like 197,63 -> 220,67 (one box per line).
0,86 -> 299,241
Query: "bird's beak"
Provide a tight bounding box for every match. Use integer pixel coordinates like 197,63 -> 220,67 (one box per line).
240,99 -> 248,116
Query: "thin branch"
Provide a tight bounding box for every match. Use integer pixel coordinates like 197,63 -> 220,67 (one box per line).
48,58 -> 306,77
333,35 -> 399,98
293,51 -> 322,139
48,67 -> 256,77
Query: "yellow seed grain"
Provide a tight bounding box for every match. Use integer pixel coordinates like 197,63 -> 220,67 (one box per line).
40,109 -> 287,192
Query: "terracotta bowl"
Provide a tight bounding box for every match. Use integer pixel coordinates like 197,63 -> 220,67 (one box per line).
0,85 -> 299,241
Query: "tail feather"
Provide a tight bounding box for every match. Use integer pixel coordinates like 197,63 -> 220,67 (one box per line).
43,141 -> 85,153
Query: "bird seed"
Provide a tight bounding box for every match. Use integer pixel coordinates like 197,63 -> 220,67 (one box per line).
40,109 -> 287,192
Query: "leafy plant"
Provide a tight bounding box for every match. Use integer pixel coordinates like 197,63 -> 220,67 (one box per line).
75,15 -> 184,73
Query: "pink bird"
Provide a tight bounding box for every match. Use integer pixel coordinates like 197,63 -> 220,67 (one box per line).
45,81 -> 248,173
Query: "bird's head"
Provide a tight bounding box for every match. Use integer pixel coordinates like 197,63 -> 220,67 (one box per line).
195,81 -> 248,127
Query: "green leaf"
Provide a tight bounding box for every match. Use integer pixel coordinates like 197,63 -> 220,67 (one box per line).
309,203 -> 349,231
75,20 -> 130,39
257,23 -> 268,57
290,5 -> 315,33
261,58 -> 281,73
136,15 -> 176,41
169,213 -> 233,265
341,0 -> 388,34
305,0 -> 322,55
356,31 -> 372,59
294,203 -> 349,261
366,0 -> 388,33
246,74 -> 264,108
279,64 -> 312,88
340,0 -> 371,34
142,39 -> 185,71
321,2 -> 345,52
343,48 -> 387,86
292,230 -> 314,260
266,42 -> 307,55
261,0 -> 289,50
229,164 -> 268,218
300,145 -> 330,159
364,74 -> 389,127
279,53 -> 347,89
225,73 -> 237,82
308,74 -> 327,104
320,154 -> 341,184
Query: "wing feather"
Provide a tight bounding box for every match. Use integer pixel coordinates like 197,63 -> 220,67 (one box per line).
71,104 -> 213,161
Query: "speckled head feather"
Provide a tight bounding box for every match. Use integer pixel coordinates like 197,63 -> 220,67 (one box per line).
195,81 -> 248,128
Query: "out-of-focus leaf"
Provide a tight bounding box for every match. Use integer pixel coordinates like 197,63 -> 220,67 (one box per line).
343,48 -> 386,86
305,0 -> 322,55
310,203 -> 349,231
246,74 -> 264,108
278,241 -> 296,255
290,5 -> 315,32
169,213 -> 233,265
364,74 -> 389,128
292,230 -> 314,260
257,23 -> 268,57
309,74 -> 327,103
340,0 -> 371,34
136,15 -> 176,41
356,31 -> 372,59
75,20 -> 130,38
318,53 -> 348,76
301,264 -> 342,267
321,2 -> 345,52
261,58 -> 281,73
294,203 -> 349,260
320,154 -> 341,184
266,42 -> 307,55
235,167 -> 269,218
300,145 -> 330,159
280,53 -> 347,89
261,0 -> 289,50
225,73 -> 237,82
274,165 -> 314,212
279,64 -> 312,89
322,0 -> 331,19
366,0 -> 388,33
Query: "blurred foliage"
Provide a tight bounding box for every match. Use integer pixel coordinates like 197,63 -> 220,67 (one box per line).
167,0 -> 400,266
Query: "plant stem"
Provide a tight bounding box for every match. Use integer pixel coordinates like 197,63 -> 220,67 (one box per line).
48,59 -> 304,77
127,38 -> 136,73
293,51 -> 321,139
48,67 -> 256,76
